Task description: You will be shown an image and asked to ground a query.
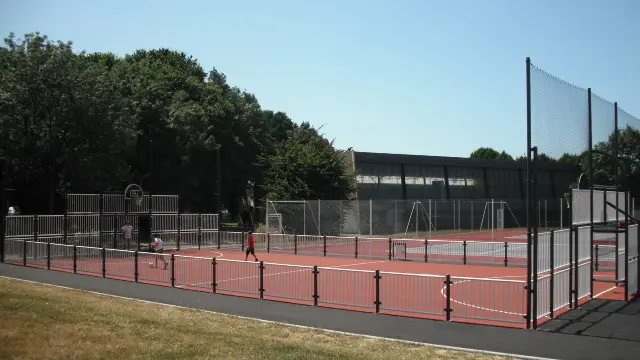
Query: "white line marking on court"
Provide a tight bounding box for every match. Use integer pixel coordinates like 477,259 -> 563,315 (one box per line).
0,276 -> 559,360
174,259 -> 389,289
442,273 -> 624,318
440,275 -> 527,317
593,286 -> 617,298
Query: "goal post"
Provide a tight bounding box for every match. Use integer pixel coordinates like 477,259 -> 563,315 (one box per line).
265,200 -> 320,235
479,200 -> 520,234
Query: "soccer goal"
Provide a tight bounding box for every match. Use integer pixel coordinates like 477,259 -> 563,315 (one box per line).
479,200 -> 520,233
403,200 -> 437,238
266,200 -> 320,235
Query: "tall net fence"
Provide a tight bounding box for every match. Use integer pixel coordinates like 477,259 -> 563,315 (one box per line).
526,57 -> 640,329
265,198 -> 564,239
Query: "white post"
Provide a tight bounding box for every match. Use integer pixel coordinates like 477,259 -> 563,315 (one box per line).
369,199 -> 373,236
318,200 -> 321,235
491,199 -> 495,242
428,199 -> 432,238
415,201 -> 419,238
435,201 -> 438,231
458,200 -> 461,233
394,200 -> 398,234
303,200 -> 306,235
452,200 -> 456,235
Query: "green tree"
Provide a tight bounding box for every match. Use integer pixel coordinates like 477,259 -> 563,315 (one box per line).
1,31 -> 353,221
263,122 -> 355,200
469,147 -> 514,161
0,32 -> 130,213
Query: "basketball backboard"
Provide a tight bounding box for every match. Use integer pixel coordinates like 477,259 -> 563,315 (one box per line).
124,183 -> 144,206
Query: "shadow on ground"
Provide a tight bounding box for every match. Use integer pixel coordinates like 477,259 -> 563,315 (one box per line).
538,292 -> 640,342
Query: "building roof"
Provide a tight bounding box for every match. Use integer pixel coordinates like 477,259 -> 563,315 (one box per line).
351,151 -> 577,171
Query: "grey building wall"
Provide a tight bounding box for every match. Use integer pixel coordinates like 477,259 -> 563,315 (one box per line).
350,151 -> 579,202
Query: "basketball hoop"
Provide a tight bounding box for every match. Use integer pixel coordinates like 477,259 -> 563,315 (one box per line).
124,183 -> 144,207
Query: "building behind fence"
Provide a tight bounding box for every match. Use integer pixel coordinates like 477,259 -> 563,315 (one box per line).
265,150 -> 580,236
265,197 -> 578,237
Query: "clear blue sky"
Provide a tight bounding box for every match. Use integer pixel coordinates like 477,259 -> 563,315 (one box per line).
2,0 -> 638,159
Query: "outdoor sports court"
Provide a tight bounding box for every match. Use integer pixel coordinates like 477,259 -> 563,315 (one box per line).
3,238 -> 624,330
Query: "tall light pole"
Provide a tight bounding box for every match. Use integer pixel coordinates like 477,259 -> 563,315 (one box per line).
215,144 -> 222,215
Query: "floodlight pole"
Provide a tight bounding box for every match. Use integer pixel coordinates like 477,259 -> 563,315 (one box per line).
215,144 -> 222,215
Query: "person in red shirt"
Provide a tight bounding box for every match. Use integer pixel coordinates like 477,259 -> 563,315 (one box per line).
245,231 -> 259,262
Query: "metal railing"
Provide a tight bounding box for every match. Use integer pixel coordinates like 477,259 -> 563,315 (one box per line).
2,238 -> 528,327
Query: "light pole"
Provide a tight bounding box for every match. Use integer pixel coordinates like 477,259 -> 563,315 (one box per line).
215,144 -> 222,215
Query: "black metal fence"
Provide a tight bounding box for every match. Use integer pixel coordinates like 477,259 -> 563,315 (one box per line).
526,57 -> 640,329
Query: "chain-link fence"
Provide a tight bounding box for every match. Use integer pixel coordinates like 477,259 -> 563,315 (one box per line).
265,198 -> 568,238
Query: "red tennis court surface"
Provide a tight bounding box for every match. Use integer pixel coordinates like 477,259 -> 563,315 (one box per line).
8,241 -> 626,330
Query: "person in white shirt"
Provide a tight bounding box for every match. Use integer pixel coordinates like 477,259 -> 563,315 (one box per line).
151,237 -> 168,270
121,221 -> 133,249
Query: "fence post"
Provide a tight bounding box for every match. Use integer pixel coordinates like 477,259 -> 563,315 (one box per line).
197,214 -> 202,250
134,250 -> 139,282
294,234 -> 298,255
313,266 -> 319,306
573,228 -> 579,308
241,232 -> 245,251
504,242 -> 509,267
63,202 -> 68,245
212,257 -> 217,293
0,188 -> 5,263
258,261 -> 265,299
33,213 -> 38,243
444,275 -> 452,321
463,241 -> 467,265
267,233 -> 270,253
594,244 -> 599,271
569,227 -> 574,309
550,230 -> 555,318
73,244 -> 77,274
177,214 -> 181,252
355,236 -> 359,259
102,247 -> 106,277
170,254 -> 175,287
374,270 -> 381,313
46,241 -> 51,270
22,238 -> 26,266
113,214 -> 117,249
216,229 -> 221,250
323,235 -> 327,256
99,194 -> 104,247
388,238 -> 392,261
424,239 -> 428,263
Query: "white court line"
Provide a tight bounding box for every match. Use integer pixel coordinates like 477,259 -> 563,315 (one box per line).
175,259 -> 389,289
0,276 -> 556,360
441,273 -> 622,318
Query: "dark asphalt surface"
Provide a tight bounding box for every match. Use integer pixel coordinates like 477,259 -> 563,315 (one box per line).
1,263 -> 638,360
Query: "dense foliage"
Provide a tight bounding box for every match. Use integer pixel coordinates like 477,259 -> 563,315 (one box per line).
469,124 -> 640,199
0,32 -> 355,216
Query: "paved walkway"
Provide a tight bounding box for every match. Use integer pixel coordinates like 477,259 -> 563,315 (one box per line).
1,263 -> 638,360
538,296 -> 640,342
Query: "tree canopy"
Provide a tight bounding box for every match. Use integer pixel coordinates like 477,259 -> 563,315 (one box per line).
469,124 -> 640,198
0,32 -> 354,216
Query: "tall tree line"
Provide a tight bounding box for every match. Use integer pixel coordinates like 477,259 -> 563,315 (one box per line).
469,124 -> 640,200
0,32 -> 354,216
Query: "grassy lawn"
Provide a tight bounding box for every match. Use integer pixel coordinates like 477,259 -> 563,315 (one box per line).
0,278 -> 515,360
